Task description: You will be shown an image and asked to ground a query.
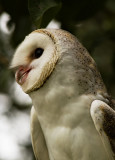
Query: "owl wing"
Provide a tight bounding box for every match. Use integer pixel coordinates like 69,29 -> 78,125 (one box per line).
30,106 -> 50,160
90,100 -> 115,160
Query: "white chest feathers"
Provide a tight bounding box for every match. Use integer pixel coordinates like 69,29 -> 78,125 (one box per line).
31,91 -> 109,160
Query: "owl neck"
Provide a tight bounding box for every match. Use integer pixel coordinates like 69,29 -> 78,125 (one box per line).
29,52 -> 107,125
29,84 -> 96,127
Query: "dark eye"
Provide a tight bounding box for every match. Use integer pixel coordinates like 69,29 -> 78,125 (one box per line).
34,48 -> 44,58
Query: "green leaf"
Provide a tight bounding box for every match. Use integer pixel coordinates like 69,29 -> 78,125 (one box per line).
28,0 -> 62,28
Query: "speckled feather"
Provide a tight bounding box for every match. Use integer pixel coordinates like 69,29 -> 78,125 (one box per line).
32,29 -> 107,95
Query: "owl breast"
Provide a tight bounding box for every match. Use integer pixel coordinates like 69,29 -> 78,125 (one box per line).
30,83 -> 108,160
31,92 -> 107,160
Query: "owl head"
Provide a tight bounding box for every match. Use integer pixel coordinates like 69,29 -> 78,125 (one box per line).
11,29 -> 106,95
10,29 -> 78,93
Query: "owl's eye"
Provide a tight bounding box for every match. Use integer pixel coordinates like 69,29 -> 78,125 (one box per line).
34,48 -> 44,58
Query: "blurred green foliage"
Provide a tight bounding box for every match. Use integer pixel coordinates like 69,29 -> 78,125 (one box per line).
0,0 -> 115,159
28,0 -> 62,28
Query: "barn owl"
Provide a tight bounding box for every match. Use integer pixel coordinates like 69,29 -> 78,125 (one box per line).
11,29 -> 115,160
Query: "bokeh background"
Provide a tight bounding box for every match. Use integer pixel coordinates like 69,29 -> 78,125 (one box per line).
0,0 -> 115,159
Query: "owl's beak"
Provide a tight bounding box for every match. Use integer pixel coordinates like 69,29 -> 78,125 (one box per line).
15,65 -> 32,85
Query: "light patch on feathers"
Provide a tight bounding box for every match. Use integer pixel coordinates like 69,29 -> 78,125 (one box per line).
90,100 -> 104,130
90,100 -> 114,160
